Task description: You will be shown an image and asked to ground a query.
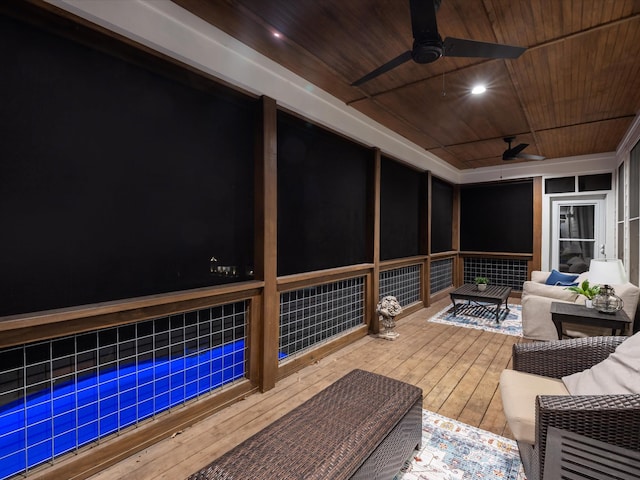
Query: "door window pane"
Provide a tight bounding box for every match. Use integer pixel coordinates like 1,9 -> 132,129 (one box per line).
558,205 -> 595,273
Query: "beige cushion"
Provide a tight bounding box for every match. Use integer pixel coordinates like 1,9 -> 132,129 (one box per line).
521,294 -> 563,340
522,280 -> 579,302
614,282 -> 640,324
562,333 -> 640,395
499,369 -> 570,444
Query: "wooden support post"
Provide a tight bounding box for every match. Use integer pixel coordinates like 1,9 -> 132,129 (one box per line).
255,96 -> 278,392
368,149 -> 381,333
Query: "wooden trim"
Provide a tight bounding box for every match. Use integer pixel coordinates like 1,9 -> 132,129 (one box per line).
456,254 -> 464,288
422,257 -> 431,308
364,271 -> 374,330
256,96 -> 279,392
276,264 -> 374,292
530,176 -> 543,276
379,255 -> 427,270
429,251 -> 458,259
247,294 -> 263,387
459,252 -> 534,259
0,281 -> 263,328
426,172 -> 433,256
370,150 -> 381,333
32,382 -> 258,480
0,284 -> 263,349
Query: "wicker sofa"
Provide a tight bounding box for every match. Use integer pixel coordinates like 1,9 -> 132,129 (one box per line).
500,336 -> 640,480
521,270 -> 640,340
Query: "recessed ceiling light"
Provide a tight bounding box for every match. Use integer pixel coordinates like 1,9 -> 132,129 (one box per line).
273,31 -> 282,38
471,85 -> 486,95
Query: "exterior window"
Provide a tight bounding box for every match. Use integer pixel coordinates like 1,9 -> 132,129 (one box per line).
552,201 -> 605,273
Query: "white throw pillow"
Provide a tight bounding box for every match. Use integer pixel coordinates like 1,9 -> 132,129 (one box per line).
562,333 -> 640,395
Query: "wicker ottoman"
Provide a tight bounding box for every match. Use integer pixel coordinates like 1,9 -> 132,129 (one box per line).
187,369 -> 423,480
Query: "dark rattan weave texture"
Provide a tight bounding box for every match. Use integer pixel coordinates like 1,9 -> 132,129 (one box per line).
513,335 -> 624,378
187,369 -> 423,480
511,336 -> 640,480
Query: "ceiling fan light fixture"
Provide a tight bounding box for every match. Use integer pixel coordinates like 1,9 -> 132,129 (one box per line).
471,85 -> 486,95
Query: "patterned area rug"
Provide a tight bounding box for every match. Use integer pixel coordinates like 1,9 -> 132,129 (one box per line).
427,303 -> 522,337
394,410 -> 525,480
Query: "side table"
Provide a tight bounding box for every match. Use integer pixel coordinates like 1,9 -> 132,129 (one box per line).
550,302 -> 632,340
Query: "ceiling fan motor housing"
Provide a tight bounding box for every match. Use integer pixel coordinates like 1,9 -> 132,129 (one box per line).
412,39 -> 443,63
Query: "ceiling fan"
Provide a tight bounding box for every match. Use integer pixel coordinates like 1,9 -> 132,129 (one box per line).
502,136 -> 545,161
351,0 -> 526,87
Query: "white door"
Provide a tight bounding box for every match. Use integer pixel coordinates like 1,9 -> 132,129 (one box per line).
551,199 -> 605,273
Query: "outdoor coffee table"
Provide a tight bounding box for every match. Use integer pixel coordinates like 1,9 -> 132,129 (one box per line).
550,301 -> 632,340
449,284 -> 512,323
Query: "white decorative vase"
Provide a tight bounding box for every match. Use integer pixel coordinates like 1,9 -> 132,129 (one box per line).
477,284 -> 487,292
585,299 -> 593,308
378,315 -> 400,341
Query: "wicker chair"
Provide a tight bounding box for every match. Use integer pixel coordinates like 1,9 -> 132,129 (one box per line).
543,426 -> 640,479
507,336 -> 640,480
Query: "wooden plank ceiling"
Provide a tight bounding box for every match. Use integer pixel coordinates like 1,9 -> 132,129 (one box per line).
173,0 -> 640,169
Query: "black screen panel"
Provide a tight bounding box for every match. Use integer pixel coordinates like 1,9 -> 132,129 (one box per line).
277,113 -> 370,275
380,157 -> 422,260
431,177 -> 454,253
0,14 -> 256,317
578,173 -> 611,192
545,176 -> 575,194
460,180 -> 533,253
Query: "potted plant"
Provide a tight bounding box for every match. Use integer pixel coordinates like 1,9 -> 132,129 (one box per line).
474,276 -> 489,292
565,280 -> 600,308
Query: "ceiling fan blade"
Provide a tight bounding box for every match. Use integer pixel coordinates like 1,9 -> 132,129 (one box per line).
517,153 -> 546,161
443,37 -> 526,59
351,50 -> 413,86
509,143 -> 529,156
409,0 -> 440,41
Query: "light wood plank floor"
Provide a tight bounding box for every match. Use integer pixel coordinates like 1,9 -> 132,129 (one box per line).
87,296 -> 527,480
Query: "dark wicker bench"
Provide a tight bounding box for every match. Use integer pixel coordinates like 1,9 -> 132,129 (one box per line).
187,369 -> 423,480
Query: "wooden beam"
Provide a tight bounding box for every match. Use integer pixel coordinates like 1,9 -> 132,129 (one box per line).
453,184 -> 462,286
530,176 -> 543,277
369,149 -> 381,333
255,96 -> 279,392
